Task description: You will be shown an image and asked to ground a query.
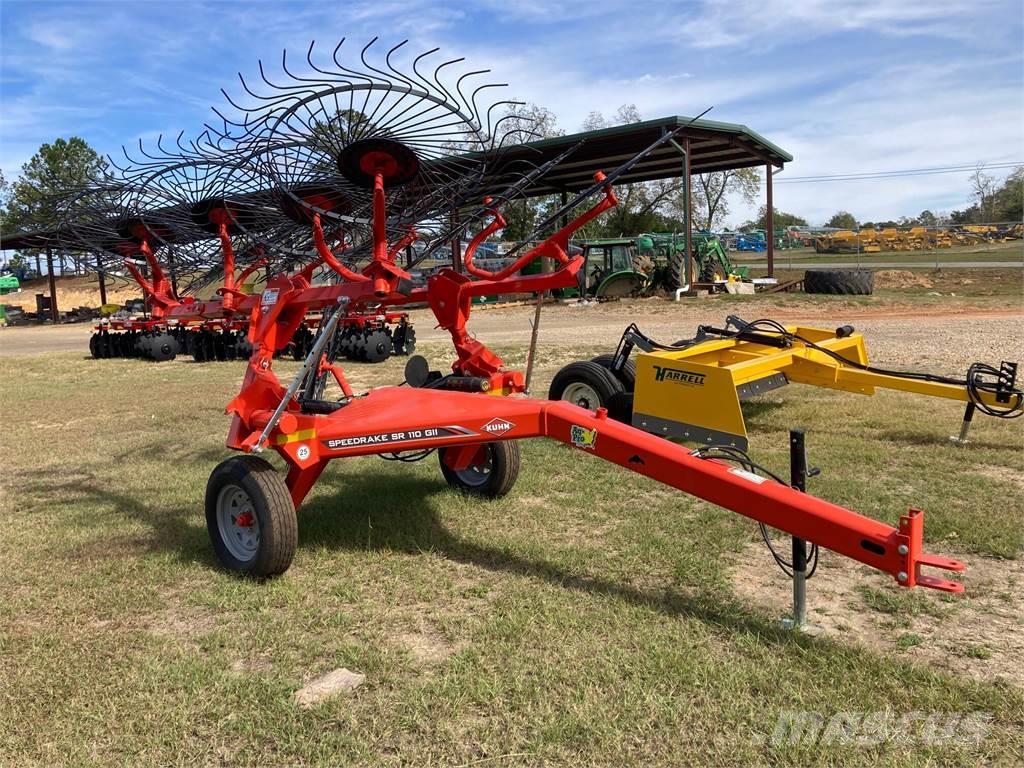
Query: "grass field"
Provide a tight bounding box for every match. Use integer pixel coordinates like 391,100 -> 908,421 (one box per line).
1,334 -> 1022,766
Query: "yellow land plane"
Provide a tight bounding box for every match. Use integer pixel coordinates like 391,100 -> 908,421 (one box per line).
550,317 -> 1021,450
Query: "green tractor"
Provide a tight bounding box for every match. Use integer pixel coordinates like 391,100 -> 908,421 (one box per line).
573,233 -> 748,299
578,238 -> 651,298
635,232 -> 748,286
0,274 -> 20,295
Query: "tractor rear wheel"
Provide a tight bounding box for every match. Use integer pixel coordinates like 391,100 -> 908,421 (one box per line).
667,251 -> 700,290
438,441 -> 519,498
590,353 -> 637,390
548,360 -> 625,411
205,455 -> 297,577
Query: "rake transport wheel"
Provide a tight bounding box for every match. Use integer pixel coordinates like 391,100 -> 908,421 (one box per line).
438,441 -> 520,498
803,269 -> 875,295
205,455 -> 297,577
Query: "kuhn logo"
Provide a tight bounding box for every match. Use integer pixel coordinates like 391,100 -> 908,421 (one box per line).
482,418 -> 514,435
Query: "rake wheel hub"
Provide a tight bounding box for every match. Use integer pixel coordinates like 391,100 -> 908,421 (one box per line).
338,138 -> 419,188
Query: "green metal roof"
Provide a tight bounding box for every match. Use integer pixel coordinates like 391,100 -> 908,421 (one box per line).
502,115 -> 792,197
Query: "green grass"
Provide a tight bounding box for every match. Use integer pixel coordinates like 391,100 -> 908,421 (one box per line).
0,347 -> 1022,766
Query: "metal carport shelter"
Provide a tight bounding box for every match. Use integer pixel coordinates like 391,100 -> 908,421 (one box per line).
486,115 -> 792,285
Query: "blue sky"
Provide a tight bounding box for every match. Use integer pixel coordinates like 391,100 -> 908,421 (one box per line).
1,0 -> 1021,226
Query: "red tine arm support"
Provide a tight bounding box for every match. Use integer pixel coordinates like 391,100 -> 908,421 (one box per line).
312,213 -> 368,283
464,172 -> 618,281
387,228 -> 419,262
237,257 -> 269,287
123,259 -> 155,297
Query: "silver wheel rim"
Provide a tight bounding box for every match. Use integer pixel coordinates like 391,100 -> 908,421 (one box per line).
453,448 -> 494,488
563,381 -> 601,410
216,484 -> 260,561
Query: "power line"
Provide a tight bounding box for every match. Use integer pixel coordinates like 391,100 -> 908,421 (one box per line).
774,161 -> 1023,184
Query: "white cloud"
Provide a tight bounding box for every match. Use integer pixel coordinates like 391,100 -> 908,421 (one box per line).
672,0 -> 995,49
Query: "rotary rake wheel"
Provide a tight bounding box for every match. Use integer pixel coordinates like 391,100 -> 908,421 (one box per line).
112,134 -> 300,362
204,38 -> 528,368
55,181 -> 187,362
211,38 -> 526,259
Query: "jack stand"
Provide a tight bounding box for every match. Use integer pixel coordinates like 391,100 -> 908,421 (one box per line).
781,429 -> 820,631
950,402 -> 976,446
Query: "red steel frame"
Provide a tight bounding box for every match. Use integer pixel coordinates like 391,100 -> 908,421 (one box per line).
136,165 -> 969,592
107,207 -> 411,342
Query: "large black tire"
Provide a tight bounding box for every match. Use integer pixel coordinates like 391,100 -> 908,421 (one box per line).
700,256 -> 727,283
666,251 -> 700,290
205,455 -> 297,577
438,441 -> 520,498
548,360 -> 625,411
590,353 -> 637,391
804,269 -> 874,295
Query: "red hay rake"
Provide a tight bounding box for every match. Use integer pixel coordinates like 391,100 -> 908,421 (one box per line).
35,39 -> 964,595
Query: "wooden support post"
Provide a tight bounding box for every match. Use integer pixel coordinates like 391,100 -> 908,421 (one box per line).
167,251 -> 179,296
46,247 -> 59,322
97,256 -> 108,306
766,163 -> 775,277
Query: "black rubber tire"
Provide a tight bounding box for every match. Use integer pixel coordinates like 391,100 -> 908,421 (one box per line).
803,269 -> 874,295
548,360 -> 625,411
590,353 -> 637,391
700,257 -> 727,283
89,334 -> 100,359
438,441 -> 520,498
666,251 -> 700,290
205,455 -> 297,577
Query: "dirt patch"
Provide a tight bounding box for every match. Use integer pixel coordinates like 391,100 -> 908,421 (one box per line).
973,464 -> 1024,491
395,629 -> 459,665
230,654 -> 274,676
146,606 -> 217,638
875,270 -> 934,289
731,542 -> 1024,688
